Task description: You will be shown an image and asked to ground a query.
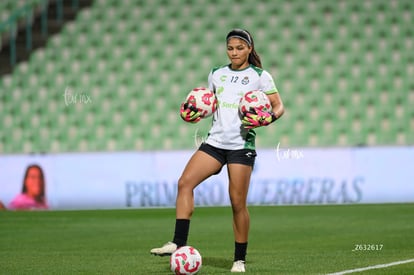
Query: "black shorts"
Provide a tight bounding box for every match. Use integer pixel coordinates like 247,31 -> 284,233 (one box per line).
198,143 -> 257,167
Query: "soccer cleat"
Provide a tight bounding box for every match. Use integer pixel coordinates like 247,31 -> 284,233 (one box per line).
231,260 -> 246,272
150,241 -> 177,256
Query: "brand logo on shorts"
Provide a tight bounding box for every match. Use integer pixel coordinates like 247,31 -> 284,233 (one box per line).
245,152 -> 253,158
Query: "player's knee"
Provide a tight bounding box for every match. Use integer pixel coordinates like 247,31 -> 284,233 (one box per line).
177,175 -> 195,193
230,196 -> 247,214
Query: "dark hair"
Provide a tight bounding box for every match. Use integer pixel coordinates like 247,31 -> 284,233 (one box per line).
22,164 -> 45,203
226,28 -> 262,68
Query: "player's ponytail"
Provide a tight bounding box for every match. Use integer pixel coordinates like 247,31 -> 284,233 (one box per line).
226,29 -> 262,69
248,48 -> 262,69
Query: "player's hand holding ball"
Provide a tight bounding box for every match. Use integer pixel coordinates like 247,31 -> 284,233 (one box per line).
180,102 -> 201,123
242,107 -> 277,129
180,87 -> 217,123
239,90 -> 277,129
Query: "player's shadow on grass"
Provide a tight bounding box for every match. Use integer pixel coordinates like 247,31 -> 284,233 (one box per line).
202,256 -> 232,270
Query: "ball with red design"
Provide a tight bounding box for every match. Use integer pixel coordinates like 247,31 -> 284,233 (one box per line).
185,87 -> 217,118
170,246 -> 202,275
239,90 -> 271,117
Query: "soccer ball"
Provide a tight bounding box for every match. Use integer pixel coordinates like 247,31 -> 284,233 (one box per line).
185,87 -> 217,118
239,90 -> 271,116
170,246 -> 202,275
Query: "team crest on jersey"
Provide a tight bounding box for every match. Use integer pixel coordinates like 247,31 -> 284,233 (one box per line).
241,76 -> 249,85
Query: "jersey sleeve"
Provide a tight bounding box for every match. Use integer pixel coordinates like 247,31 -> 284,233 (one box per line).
208,70 -> 214,92
260,70 -> 279,95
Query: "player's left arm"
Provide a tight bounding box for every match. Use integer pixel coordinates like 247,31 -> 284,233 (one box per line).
267,92 -> 284,121
242,71 -> 284,129
261,70 -> 284,121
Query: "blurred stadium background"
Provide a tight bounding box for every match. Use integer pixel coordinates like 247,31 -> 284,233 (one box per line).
0,0 -> 413,153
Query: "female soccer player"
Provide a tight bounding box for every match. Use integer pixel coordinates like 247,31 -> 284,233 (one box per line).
151,28 -> 284,272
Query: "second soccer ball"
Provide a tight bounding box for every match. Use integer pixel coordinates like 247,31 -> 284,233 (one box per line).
239,90 -> 271,117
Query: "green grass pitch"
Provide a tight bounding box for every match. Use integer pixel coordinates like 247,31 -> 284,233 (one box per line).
1,203 -> 413,274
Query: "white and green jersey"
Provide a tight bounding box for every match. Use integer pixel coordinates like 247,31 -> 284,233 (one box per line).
205,64 -> 278,150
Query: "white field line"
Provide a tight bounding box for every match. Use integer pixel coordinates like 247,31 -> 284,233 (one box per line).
325,258 -> 414,275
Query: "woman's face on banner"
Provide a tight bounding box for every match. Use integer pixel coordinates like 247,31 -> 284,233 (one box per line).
25,167 -> 43,197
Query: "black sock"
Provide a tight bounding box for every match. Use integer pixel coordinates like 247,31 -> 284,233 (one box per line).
173,219 -> 190,247
234,242 -> 248,262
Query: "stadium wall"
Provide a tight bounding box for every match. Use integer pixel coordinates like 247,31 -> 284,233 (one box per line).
1,146 -> 413,210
